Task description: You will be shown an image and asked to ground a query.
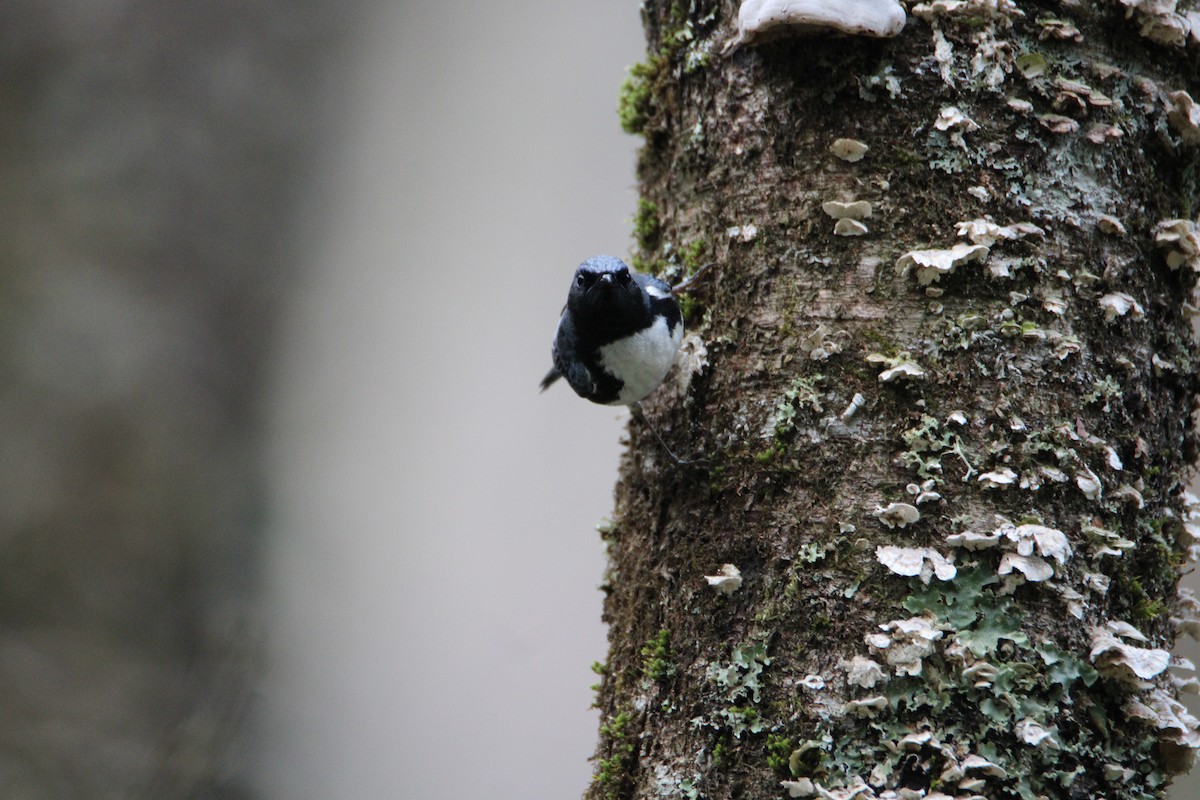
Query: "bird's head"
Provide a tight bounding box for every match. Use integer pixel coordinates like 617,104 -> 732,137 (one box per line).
567,256 -> 640,320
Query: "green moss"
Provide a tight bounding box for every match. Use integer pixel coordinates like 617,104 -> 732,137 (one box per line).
711,740 -> 727,768
765,733 -> 794,773
593,711 -> 637,799
617,53 -> 668,135
641,628 -> 675,682
633,198 -> 661,253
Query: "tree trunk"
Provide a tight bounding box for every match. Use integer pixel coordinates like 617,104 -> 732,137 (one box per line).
588,2 -> 1200,799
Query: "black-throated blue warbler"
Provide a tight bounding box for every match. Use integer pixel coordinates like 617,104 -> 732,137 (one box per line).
541,255 -> 708,462
540,255 -> 683,405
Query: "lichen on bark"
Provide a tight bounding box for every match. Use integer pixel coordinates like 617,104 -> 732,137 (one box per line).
588,2 -> 1200,799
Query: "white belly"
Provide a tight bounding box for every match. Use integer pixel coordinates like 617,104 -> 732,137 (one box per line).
597,317 -> 683,405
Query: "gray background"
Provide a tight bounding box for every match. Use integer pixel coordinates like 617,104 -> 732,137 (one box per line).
253,2 -> 641,797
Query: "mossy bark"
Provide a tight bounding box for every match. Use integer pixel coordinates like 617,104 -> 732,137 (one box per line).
589,2 -> 1200,799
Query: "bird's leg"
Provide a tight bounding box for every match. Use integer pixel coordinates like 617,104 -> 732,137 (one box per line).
628,402 -> 701,467
670,261 -> 714,294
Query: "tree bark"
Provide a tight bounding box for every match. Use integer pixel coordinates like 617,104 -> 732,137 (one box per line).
589,2 -> 1200,799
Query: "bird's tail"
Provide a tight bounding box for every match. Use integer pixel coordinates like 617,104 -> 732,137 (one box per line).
539,367 -> 561,392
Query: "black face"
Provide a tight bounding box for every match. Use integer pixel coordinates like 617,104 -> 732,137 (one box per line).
567,258 -> 639,318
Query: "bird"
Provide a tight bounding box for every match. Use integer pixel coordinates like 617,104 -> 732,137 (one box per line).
540,255 -> 684,406
541,255 -> 710,464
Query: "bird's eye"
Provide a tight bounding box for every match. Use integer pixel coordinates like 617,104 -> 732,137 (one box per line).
617,269 -> 631,283
576,274 -> 586,287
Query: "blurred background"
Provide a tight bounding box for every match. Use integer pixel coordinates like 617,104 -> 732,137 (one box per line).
0,1 -> 1196,799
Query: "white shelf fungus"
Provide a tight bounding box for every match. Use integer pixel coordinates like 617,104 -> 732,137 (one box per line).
1169,91 -> 1200,144
1154,218 -> 1200,271
1006,523 -> 1072,564
1123,689 -> 1200,753
977,467 -> 1018,489
704,563 -> 743,595
867,617 -> 945,677
955,218 -> 1044,246
841,655 -> 887,688
896,243 -> 989,285
934,106 -> 979,133
1099,292 -> 1145,321
830,138 -> 869,162
822,200 -> 873,219
998,552 -> 1055,582
729,0 -> 907,51
872,502 -> 920,528
726,223 -> 759,243
877,361 -> 925,382
1097,214 -> 1128,236
835,218 -> 870,237
876,545 -> 957,583
798,674 -> 826,691
1090,625 -> 1171,685
843,695 -> 890,717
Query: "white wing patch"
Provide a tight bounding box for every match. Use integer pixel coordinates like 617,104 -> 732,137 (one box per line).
645,283 -> 671,299
598,316 -> 684,405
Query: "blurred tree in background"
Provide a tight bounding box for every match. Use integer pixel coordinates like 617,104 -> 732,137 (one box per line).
0,3 -> 349,796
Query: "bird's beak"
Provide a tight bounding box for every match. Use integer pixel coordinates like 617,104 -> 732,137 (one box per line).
598,273 -> 613,286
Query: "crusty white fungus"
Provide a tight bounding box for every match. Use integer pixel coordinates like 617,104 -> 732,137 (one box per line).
1016,718 -> 1058,748
704,563 -> 743,595
913,0 -> 1023,22
1086,123 -> 1125,144
1076,467 -> 1103,500
1006,523 -> 1072,564
896,243 -> 989,285
1097,214 -> 1127,236
1090,625 -> 1171,685
672,334 -> 709,395
799,674 -> 826,690
1123,690 -> 1200,752
872,502 -> 921,528
841,392 -> 866,419
977,467 -> 1018,489
868,617 -> 945,677
780,778 -> 816,798
1175,588 -> 1200,639
961,754 -> 1008,778
1155,218 -> 1200,271
841,655 -> 887,688
726,223 -> 759,242
1107,619 -> 1150,642
1099,292 -> 1145,322
822,200 -> 873,220
946,530 -> 1003,550
876,545 -> 957,583
998,552 -> 1055,582
830,138 -> 869,162
1171,91 -> 1200,144
834,218 -> 870,237
728,0 -> 906,51
956,218 -> 1044,245
843,695 -> 889,717
877,361 -> 926,382
1118,0 -> 1193,47
1039,113 -> 1080,134
934,105 -> 979,133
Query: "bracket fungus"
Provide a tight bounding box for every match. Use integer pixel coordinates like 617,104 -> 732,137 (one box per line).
1090,624 -> 1171,686
830,137 -> 869,162
896,243 -> 989,285
876,545 -> 957,583
705,563 -> 744,595
872,502 -> 921,528
727,0 -> 906,51
1168,90 -> 1200,145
